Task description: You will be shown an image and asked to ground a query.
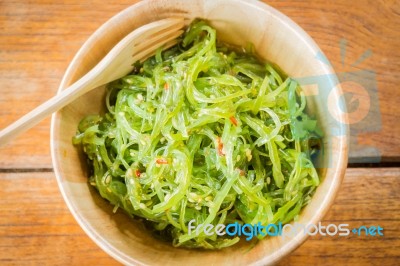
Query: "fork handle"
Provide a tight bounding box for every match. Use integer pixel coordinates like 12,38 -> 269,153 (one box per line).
0,18 -> 185,146
0,74 -> 100,146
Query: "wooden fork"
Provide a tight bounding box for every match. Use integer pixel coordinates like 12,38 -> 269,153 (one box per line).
0,18 -> 184,146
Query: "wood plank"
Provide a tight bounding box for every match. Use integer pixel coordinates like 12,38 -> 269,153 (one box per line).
278,167 -> 400,265
0,0 -> 140,169
0,168 -> 399,265
0,1 -> 399,167
0,172 -> 119,265
267,0 -> 400,163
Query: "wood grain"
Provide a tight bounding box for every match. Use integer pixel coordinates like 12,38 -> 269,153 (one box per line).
0,168 -> 398,265
0,172 -> 117,265
267,0 -> 400,162
0,0 -> 140,169
0,0 -> 399,168
278,167 -> 400,266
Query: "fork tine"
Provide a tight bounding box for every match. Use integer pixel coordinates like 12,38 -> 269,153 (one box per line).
131,25 -> 184,57
135,39 -> 180,63
132,29 -> 184,62
98,18 -> 185,82
133,18 -> 185,41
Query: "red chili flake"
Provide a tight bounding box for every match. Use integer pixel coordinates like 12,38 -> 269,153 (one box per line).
135,169 -> 141,178
164,83 -> 169,90
216,137 -> 225,156
156,158 -> 169,164
229,116 -> 238,126
238,169 -> 246,176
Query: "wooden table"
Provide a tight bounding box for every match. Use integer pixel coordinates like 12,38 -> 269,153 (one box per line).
0,0 -> 399,265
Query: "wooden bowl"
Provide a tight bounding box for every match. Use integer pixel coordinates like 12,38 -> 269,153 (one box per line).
51,0 -> 348,265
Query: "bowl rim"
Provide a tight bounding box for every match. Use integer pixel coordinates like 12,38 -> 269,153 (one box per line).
51,0 -> 349,265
